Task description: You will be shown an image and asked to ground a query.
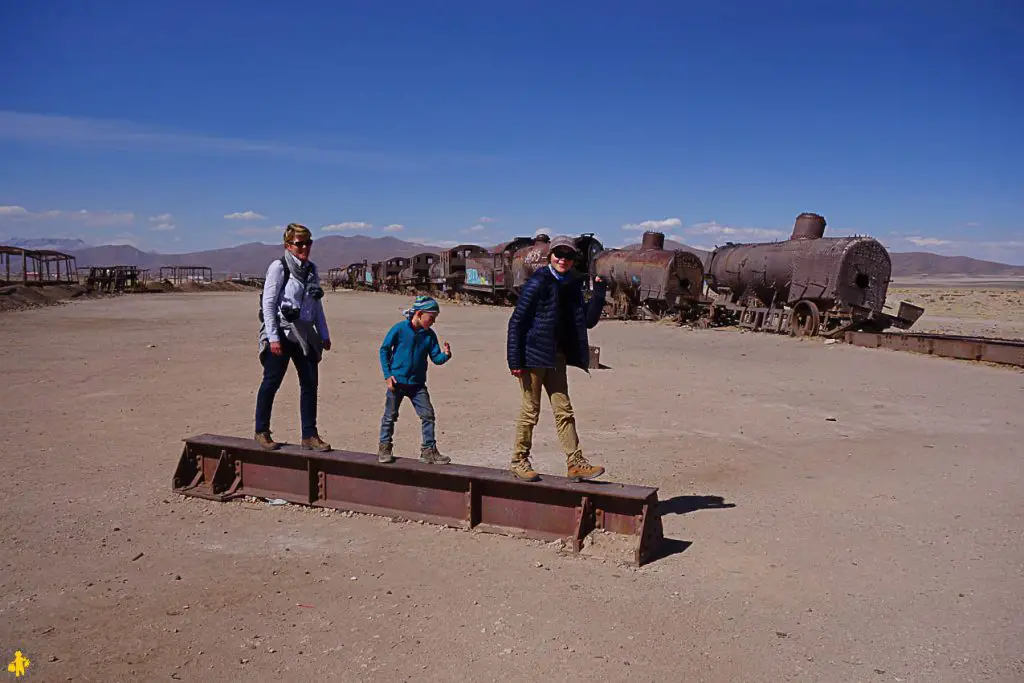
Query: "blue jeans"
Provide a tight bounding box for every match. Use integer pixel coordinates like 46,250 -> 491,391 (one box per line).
255,340 -> 320,439
379,384 -> 436,448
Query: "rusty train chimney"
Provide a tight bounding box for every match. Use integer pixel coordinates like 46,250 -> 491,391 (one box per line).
534,233 -> 551,245
790,213 -> 826,240
641,231 -> 665,250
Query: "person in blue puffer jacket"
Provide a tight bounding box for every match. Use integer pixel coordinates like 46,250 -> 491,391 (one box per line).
506,235 -> 607,482
377,296 -> 452,465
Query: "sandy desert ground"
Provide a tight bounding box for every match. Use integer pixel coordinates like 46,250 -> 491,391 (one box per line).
1,289 -> 1022,683
886,278 -> 1024,340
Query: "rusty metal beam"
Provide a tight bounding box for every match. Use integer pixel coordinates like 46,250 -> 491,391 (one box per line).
173,434 -> 665,566
845,331 -> 1024,368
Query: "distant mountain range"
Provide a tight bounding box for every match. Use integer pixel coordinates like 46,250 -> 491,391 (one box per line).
887,252 -> 1024,277
2,234 -> 1022,278
63,235 -> 434,276
2,237 -> 91,252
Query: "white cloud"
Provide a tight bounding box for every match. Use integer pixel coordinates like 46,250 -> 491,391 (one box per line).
224,210 -> 265,220
966,222 -> 981,228
0,205 -> 29,216
688,221 -> 785,240
478,216 -> 497,223
622,217 -> 683,232
148,213 -> 175,231
463,224 -> 486,233
906,236 -> 951,247
321,221 -> 373,233
382,224 -> 404,233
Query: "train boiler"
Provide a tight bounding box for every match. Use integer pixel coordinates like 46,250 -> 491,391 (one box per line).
703,213 -> 923,336
592,231 -> 706,320
509,233 -> 603,293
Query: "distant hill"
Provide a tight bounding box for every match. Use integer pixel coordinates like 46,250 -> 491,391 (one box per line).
69,234 -> 433,275
2,237 -> 90,252
889,252 -> 1024,277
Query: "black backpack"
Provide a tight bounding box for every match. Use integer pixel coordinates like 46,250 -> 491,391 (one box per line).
257,256 -> 290,323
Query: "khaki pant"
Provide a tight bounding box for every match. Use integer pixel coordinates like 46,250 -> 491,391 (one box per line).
513,354 -> 582,464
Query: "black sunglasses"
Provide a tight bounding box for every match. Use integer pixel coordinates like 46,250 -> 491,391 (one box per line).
551,248 -> 576,260
287,240 -> 313,248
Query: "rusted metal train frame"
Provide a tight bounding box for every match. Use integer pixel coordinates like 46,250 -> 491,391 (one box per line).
1,246 -> 79,285
845,331 -> 1024,368
173,434 -> 664,566
160,265 -> 213,285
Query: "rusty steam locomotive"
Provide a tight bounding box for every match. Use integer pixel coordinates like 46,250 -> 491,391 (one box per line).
327,212 -> 923,338
702,213 -> 923,337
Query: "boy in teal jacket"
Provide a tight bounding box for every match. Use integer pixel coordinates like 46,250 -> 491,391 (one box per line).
377,296 -> 452,464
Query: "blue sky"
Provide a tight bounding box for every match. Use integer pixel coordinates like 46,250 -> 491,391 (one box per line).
1,1 -> 1021,263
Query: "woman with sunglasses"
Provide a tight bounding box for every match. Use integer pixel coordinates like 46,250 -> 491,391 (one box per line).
506,235 -> 607,482
254,223 -> 333,451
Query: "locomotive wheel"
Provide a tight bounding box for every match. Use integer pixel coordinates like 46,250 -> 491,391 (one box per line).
789,301 -> 821,337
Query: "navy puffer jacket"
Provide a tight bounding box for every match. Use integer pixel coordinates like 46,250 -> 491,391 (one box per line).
507,267 -> 607,371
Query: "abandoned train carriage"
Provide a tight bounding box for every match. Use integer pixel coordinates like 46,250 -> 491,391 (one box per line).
459,236 -> 537,302
704,212 -> 922,336
345,261 -> 370,289
397,252 -> 442,290
378,257 -> 410,292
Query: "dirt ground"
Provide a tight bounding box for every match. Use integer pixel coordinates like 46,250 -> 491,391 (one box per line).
887,278 -> 1024,339
1,290 -> 1021,683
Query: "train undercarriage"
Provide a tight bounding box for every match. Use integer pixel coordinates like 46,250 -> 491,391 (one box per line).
695,289 -> 925,338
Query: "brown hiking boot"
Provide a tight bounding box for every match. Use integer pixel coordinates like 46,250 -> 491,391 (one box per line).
377,442 -> 395,464
419,445 -> 450,465
567,453 -> 604,482
301,434 -> 331,452
255,431 -> 281,451
510,457 -> 540,482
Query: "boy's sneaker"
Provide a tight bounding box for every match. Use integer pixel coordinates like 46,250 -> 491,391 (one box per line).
255,431 -> 281,451
510,457 -> 540,482
567,453 -> 605,482
377,442 -> 395,464
419,446 -> 450,465
301,434 -> 331,452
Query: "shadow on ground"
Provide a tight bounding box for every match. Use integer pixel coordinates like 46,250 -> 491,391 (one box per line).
649,495 -> 736,562
658,494 -> 736,517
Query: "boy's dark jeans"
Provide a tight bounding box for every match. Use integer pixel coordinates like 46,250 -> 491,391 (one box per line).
379,383 -> 436,448
255,339 -> 320,439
